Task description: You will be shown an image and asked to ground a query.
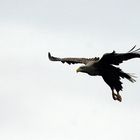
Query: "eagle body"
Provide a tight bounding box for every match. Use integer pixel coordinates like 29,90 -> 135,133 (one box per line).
48,46 -> 140,102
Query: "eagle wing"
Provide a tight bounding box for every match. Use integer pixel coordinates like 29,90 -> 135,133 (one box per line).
99,45 -> 140,65
48,52 -> 99,65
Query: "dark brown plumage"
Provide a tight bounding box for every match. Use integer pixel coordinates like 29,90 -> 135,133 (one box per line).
48,46 -> 140,102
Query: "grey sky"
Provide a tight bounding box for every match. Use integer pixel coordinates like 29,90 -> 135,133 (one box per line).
0,0 -> 140,140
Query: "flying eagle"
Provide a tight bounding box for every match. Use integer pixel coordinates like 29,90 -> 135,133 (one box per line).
48,46 -> 140,102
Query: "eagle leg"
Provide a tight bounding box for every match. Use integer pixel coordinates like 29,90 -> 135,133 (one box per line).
112,90 -> 118,100
112,90 -> 122,102
116,92 -> 122,102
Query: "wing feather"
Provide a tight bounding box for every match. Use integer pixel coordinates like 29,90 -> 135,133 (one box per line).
48,52 -> 99,65
99,46 -> 140,65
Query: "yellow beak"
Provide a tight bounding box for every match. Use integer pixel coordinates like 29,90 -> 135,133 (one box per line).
76,68 -> 80,73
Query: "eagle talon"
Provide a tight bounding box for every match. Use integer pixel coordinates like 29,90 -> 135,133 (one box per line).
117,93 -> 122,102
112,92 -> 118,100
112,91 -> 122,102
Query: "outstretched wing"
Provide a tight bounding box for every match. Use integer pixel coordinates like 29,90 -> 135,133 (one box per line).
99,45 -> 140,65
48,52 -> 99,65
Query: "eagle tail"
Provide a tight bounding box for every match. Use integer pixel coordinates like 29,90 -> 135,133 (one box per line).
120,72 -> 136,83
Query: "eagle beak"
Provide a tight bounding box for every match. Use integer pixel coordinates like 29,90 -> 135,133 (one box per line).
76,68 -> 80,73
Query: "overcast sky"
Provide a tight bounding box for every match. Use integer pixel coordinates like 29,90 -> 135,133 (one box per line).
0,0 -> 140,140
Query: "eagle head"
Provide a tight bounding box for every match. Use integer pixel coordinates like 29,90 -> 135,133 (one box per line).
76,66 -> 87,73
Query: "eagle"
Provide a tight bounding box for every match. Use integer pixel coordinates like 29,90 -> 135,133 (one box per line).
48,46 -> 140,102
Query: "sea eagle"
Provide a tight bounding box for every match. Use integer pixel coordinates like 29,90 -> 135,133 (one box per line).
48,46 -> 140,102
